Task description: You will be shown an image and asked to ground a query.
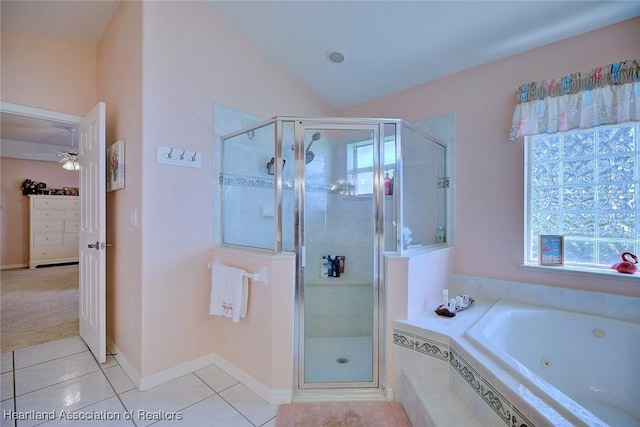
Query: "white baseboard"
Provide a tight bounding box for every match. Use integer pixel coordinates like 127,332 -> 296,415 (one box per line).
106,337 -> 292,403
210,353 -> 292,404
1,263 -> 28,270
106,337 -> 142,389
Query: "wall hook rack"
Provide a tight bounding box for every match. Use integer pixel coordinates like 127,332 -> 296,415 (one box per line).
157,146 -> 201,168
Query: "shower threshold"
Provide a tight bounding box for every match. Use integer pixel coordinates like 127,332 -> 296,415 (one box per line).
293,388 -> 387,403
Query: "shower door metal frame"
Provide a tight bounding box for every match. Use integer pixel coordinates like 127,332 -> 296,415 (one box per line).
293,119 -> 385,390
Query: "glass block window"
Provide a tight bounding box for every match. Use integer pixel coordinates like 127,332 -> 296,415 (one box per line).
525,123 -> 639,268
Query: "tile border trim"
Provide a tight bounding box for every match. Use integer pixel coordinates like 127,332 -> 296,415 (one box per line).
393,327 -> 535,427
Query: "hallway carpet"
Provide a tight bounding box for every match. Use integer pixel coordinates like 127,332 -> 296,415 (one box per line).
0,264 -> 79,351
275,402 -> 411,426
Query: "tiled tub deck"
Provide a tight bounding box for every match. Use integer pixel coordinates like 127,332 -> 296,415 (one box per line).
392,301 -> 576,427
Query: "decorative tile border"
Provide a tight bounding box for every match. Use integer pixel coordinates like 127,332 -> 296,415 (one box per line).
449,348 -> 515,426
392,329 -> 415,350
414,335 -> 449,361
219,173 -> 274,189
393,327 -> 536,427
219,173 -> 350,195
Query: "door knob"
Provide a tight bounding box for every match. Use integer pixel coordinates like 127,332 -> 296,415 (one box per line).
88,241 -> 112,250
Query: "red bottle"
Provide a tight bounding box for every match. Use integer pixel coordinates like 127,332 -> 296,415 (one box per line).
384,172 -> 392,195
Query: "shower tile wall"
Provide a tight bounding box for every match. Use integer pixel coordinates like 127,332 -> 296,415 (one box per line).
303,132 -> 374,340
305,284 -> 373,337
213,103 -> 266,248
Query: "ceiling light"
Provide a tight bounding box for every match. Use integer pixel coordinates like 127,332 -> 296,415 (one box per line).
61,127 -> 79,171
326,49 -> 345,64
62,159 -> 79,171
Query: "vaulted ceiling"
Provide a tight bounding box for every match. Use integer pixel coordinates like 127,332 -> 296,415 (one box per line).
2,0 -> 639,151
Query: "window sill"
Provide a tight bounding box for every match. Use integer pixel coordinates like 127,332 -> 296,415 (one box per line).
519,263 -> 640,282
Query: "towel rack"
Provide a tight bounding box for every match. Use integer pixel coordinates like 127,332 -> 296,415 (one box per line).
207,261 -> 268,286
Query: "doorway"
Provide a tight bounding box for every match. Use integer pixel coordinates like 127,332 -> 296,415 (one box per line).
0,103 -> 82,351
295,124 -> 382,389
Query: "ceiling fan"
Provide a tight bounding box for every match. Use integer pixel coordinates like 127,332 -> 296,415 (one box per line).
59,127 -> 79,170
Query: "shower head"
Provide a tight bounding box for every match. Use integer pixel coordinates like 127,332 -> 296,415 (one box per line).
305,132 -> 321,164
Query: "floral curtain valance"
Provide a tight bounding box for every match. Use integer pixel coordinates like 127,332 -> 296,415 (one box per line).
509,59 -> 640,140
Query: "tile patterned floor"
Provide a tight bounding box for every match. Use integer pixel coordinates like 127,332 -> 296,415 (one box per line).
0,337 -> 278,426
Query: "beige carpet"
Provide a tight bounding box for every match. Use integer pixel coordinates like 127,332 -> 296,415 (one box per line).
275,402 -> 411,427
1,264 -> 79,352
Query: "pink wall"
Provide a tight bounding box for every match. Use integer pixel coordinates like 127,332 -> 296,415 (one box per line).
0,158 -> 79,267
341,17 -> 640,297
0,32 -> 97,116
4,3 -> 638,396
0,29 -> 96,266
97,1 -> 144,375
138,2 -> 333,376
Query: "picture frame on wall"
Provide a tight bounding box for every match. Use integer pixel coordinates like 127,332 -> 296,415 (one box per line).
538,234 -> 564,266
108,140 -> 125,192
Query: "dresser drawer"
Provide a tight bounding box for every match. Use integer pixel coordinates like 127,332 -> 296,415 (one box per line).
65,209 -> 80,220
63,233 -> 80,245
33,210 -> 64,220
34,233 -> 63,246
33,198 -> 64,210
33,220 -> 63,233
64,220 -> 80,232
31,245 -> 78,261
64,198 -> 80,209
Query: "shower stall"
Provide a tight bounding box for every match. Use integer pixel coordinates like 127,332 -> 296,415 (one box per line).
219,117 -> 446,393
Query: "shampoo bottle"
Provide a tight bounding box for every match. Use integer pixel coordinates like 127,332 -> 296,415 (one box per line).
333,256 -> 341,277
384,172 -> 392,195
327,255 -> 334,277
321,256 -> 329,278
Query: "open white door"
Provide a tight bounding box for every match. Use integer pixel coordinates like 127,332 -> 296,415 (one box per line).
79,102 -> 107,363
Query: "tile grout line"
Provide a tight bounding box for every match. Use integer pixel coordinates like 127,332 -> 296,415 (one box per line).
13,365 -> 103,399
191,371 -> 266,427
13,347 -> 90,372
11,351 -> 17,427
88,348 -> 138,427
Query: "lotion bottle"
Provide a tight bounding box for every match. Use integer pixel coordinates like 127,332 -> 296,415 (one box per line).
321,256 -> 329,278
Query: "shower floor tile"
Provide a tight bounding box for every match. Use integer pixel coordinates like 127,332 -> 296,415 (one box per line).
304,336 -> 373,383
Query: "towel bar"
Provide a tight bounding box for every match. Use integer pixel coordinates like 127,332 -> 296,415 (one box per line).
207,262 -> 268,286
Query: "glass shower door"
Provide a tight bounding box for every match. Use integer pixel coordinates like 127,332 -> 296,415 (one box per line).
298,124 -> 379,388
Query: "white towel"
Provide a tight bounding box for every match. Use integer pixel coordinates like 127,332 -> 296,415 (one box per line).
209,264 -> 249,322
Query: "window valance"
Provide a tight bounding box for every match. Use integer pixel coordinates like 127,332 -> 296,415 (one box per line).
509,59 -> 640,140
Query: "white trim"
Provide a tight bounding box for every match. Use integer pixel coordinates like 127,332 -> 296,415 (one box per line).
0,263 -> 28,270
107,337 -> 220,391
519,263 -> 640,283
106,337 -> 142,389
293,388 -> 388,403
106,337 -> 292,402
0,102 -> 82,124
210,353 -> 292,404
138,353 -> 221,392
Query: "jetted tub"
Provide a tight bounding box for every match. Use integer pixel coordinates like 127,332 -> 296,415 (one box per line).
465,300 -> 640,427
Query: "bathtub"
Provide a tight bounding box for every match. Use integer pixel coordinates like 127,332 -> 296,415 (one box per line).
465,300 -> 640,427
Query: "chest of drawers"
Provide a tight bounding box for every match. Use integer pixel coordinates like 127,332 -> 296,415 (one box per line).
29,195 -> 80,268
